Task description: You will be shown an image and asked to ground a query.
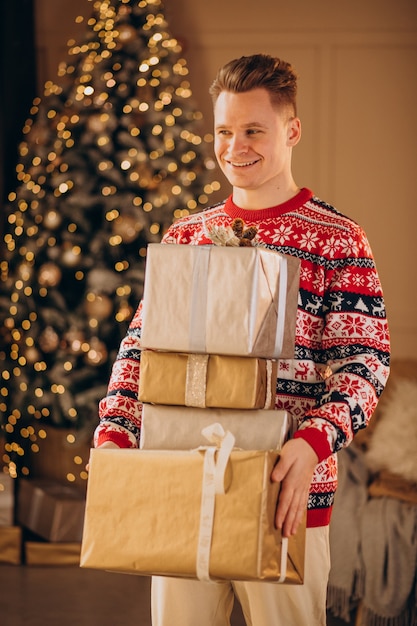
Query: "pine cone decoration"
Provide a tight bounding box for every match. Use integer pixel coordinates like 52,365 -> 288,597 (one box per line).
232,219 -> 258,246
208,219 -> 258,247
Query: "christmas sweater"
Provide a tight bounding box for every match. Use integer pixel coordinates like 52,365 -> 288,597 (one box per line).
96,188 -> 390,528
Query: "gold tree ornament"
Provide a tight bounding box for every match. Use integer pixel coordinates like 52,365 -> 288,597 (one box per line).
16,262 -> 34,281
86,113 -> 111,134
61,243 -> 82,267
38,326 -> 60,353
116,23 -> 138,44
111,214 -> 143,242
43,210 -> 63,230
85,293 -> 114,320
38,262 -> 62,287
24,346 -> 42,365
64,328 -> 86,355
85,337 -> 108,366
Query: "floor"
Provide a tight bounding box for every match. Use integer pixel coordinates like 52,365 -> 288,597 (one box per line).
0,565 -> 247,626
0,564 -> 350,626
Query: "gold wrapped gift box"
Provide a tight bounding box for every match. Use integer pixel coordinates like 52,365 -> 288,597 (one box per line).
17,478 -> 85,542
141,244 -> 300,359
139,351 -> 277,410
25,541 -> 81,566
81,447 -> 305,583
140,404 -> 293,451
0,526 -> 22,565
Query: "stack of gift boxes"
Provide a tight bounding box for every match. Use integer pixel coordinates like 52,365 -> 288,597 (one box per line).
81,240 -> 305,583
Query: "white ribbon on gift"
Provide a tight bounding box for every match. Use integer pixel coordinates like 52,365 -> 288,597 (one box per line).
278,537 -> 289,584
274,254 -> 288,358
188,246 -> 288,358
189,246 -> 211,353
196,423 -> 289,583
196,423 -> 235,581
184,354 -> 275,410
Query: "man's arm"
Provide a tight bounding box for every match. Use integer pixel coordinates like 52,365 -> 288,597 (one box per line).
94,302 -> 144,449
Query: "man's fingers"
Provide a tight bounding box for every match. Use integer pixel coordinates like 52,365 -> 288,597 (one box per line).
275,483 -> 306,536
271,438 -> 318,537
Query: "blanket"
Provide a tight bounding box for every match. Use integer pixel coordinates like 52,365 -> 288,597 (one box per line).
327,443 -> 369,621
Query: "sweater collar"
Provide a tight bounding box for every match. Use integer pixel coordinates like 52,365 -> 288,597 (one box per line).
224,188 -> 313,221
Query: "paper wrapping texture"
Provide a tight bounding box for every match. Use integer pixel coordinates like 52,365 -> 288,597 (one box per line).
81,448 -> 305,583
141,244 -> 300,359
17,478 -> 85,542
0,526 -> 22,564
140,404 -> 292,451
139,351 -> 277,410
0,472 -> 15,527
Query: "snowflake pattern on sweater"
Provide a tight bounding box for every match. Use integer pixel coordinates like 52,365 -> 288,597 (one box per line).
96,188 -> 390,527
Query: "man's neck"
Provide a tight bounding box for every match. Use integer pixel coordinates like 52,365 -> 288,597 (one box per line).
232,181 -> 300,210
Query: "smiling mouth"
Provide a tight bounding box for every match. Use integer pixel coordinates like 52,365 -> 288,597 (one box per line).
227,159 -> 260,167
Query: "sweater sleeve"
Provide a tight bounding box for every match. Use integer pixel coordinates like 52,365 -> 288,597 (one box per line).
293,223 -> 390,462
94,302 -> 143,448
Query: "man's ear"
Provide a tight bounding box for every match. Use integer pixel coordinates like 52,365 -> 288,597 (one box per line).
287,117 -> 302,147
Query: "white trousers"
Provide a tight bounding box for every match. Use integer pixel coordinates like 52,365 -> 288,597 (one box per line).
151,526 -> 330,626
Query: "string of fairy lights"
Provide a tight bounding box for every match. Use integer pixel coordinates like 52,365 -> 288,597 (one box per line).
0,0 -> 220,482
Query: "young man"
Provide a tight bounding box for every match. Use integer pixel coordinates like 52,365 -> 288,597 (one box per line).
95,55 -> 390,625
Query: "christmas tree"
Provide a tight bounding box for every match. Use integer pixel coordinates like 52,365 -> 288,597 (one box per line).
0,0 -> 219,479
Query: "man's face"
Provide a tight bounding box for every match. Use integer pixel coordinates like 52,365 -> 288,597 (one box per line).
213,88 -> 300,197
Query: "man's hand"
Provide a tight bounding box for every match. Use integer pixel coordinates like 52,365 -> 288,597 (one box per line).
271,438 -> 318,538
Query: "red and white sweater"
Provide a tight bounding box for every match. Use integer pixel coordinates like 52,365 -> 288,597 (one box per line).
95,188 -> 390,528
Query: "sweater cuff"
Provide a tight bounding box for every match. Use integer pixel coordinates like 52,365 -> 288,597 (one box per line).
293,428 -> 332,463
95,428 -> 136,449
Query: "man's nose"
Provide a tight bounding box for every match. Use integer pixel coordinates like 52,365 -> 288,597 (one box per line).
229,134 -> 248,154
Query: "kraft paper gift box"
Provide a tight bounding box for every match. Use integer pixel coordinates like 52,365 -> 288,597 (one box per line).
17,478 -> 85,542
138,350 -> 278,410
0,472 -> 15,527
140,244 -> 300,359
140,404 -> 293,451
25,541 -> 81,566
0,526 -> 22,565
80,444 -> 305,583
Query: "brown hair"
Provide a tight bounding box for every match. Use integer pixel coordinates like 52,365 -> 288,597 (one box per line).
209,54 -> 298,115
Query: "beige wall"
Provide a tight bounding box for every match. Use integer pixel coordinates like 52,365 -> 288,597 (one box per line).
35,0 -> 417,360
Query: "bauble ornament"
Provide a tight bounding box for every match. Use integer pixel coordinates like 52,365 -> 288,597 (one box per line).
116,23 -> 137,45
38,326 -> 60,353
64,328 -> 85,355
85,337 -> 108,366
43,210 -> 62,230
38,262 -> 62,287
112,215 -> 142,243
85,293 -> 113,320
61,242 -> 82,268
